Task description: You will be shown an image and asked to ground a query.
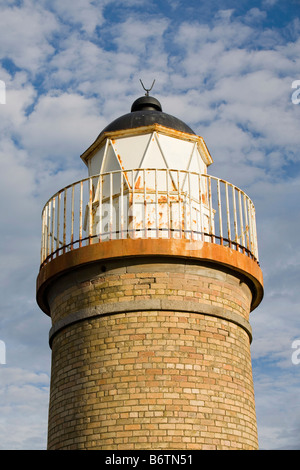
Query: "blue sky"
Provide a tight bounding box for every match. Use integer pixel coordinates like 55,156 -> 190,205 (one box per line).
0,0 -> 299,449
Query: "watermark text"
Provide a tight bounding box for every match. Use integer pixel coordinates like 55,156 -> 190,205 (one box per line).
0,340 -> 6,365
291,339 -> 300,365
291,80 -> 300,104
0,80 -> 5,104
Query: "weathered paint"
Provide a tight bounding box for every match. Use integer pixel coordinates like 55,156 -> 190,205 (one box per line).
80,124 -> 214,168
83,129 -> 211,178
39,169 -> 258,266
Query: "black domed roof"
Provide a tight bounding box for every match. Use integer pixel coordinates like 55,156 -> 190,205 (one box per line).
98,95 -> 195,137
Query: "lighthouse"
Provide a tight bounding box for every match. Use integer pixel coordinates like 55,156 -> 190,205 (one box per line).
36,88 -> 263,450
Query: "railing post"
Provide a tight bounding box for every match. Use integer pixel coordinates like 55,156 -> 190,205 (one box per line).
232,186 -> 238,249
188,171 -> 193,240
225,182 -> 231,248
217,179 -> 223,245
56,192 -> 61,254
243,194 -> 250,252
47,200 -> 52,258
166,169 -> 171,239
51,197 -> 55,257
238,190 -> 245,253
89,178 -> 93,244
79,181 -> 83,247
252,204 -> 259,260
109,172 -> 113,240
143,169 -> 147,239
155,169 -> 159,238
208,176 -> 214,243
198,174 -> 204,241
41,208 -> 45,265
99,175 -> 103,242
131,169 -> 135,238
63,189 -> 67,253
71,185 -> 74,250
177,170 -> 182,239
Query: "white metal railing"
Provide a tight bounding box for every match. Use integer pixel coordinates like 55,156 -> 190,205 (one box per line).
40,169 -> 259,266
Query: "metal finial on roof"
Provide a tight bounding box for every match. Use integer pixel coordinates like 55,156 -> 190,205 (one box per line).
140,79 -> 155,96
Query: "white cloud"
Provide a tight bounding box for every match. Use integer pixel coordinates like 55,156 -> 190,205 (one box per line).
262,0 -> 279,6
48,0 -> 105,35
19,92 -> 103,169
1,74 -> 36,135
255,371 -> 300,449
111,16 -> 170,55
0,0 -> 58,72
0,368 -> 49,450
244,7 -> 267,23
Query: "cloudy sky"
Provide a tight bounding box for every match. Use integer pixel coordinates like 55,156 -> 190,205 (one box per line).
0,0 -> 299,450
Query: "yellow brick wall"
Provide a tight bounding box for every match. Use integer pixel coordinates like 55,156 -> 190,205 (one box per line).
47,259 -> 258,450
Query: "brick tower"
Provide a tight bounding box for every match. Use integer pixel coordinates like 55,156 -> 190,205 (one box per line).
36,91 -> 263,450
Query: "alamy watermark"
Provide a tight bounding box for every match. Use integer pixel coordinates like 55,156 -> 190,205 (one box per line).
292,339 -> 300,365
0,80 -> 6,105
0,340 -> 6,365
291,80 -> 300,105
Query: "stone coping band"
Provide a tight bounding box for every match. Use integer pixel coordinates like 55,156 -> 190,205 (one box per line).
37,238 -> 264,316
48,298 -> 253,347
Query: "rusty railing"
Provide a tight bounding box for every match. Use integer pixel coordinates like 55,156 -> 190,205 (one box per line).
40,169 -> 259,266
